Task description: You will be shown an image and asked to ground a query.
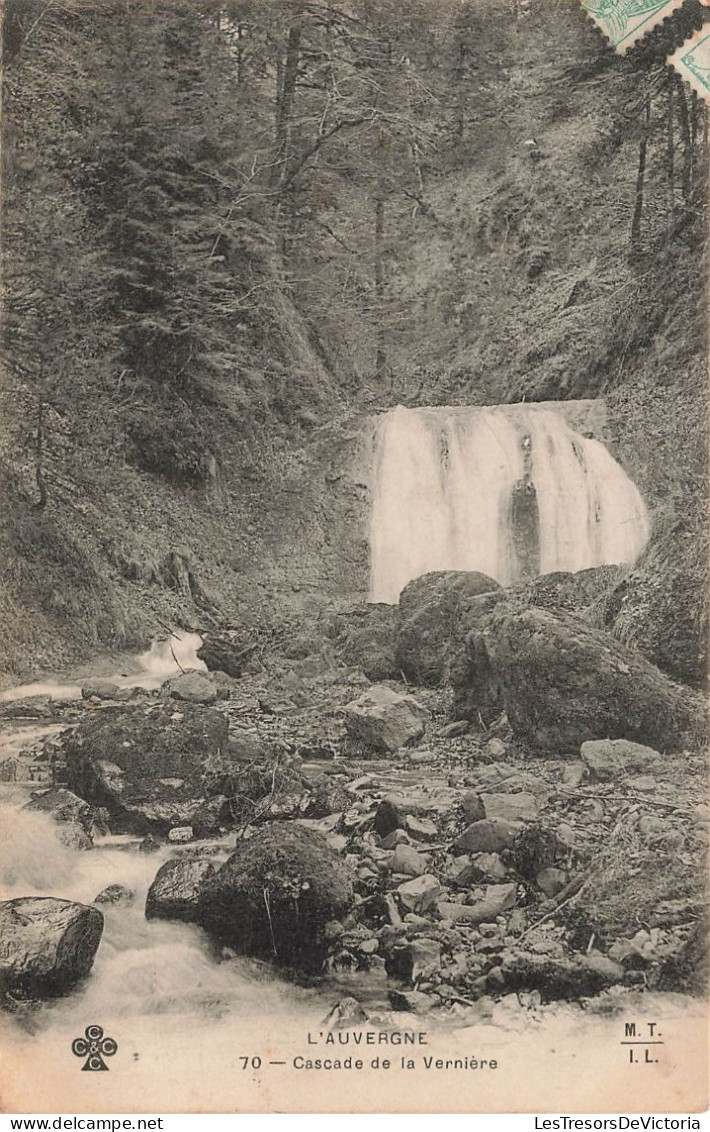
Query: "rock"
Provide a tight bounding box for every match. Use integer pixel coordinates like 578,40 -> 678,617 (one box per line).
146,857 -> 217,922
138,834 -> 161,853
24,788 -> 98,834
452,818 -> 519,855
438,883 -> 516,924
0,897 -> 103,1000
197,824 -> 354,971
305,781 -> 350,819
659,916 -> 709,995
166,672 -> 218,705
461,793 -> 486,823
405,815 -> 438,842
331,604 -> 400,682
562,762 -> 586,788
94,884 -> 135,906
344,685 -> 429,754
0,695 -> 59,720
395,571 -> 500,686
484,737 -> 508,759
81,679 -> 133,701
167,826 -> 193,843
536,867 -> 568,899
379,828 -> 410,849
385,938 -> 441,983
439,721 -> 469,739
0,758 -> 21,782
500,950 -> 624,1000
627,775 -> 656,792
480,792 -> 538,822
374,797 -> 408,838
191,795 -> 232,839
388,989 -> 436,1013
321,997 -> 368,1030
456,853 -> 507,884
56,821 -> 93,851
395,874 -> 441,913
455,605 -> 704,754
580,738 -> 662,780
62,702 -> 230,832
391,844 -> 428,877
197,632 -> 255,679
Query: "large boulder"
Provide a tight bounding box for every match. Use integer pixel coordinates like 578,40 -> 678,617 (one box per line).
395,571 -> 500,686
344,685 -> 429,754
197,632 -> 256,679
145,857 -> 217,922
453,604 -> 704,754
24,787 -> 98,834
81,679 -> 133,702
62,703 -> 231,832
330,604 -> 400,681
0,897 -> 103,1001
197,824 -> 354,970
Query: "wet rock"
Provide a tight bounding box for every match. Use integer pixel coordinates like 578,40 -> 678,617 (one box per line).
396,874 -> 441,913
385,938 -> 441,983
191,795 -> 232,839
198,824 -> 354,971
452,818 -> 519,855
344,685 -> 429,754
168,826 -> 193,843
146,857 -> 217,922
62,702 -> 231,832
56,821 -> 93,851
455,605 -> 703,754
81,679 -> 133,701
500,950 -> 624,1000
480,792 -> 538,822
166,672 -> 218,705
374,797 -> 408,838
24,787 -> 98,834
197,632 -> 255,679
138,834 -> 162,853
0,695 -> 59,720
580,738 -> 662,780
536,867 -> 569,899
321,997 -> 368,1030
94,884 -> 135,906
0,897 -> 103,1001
391,843 -> 428,877
388,989 -> 436,1013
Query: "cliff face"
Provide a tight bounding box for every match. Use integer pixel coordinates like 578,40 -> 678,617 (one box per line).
1,0 -> 706,680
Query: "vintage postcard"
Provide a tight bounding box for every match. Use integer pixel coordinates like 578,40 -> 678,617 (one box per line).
0,0 -> 708,1116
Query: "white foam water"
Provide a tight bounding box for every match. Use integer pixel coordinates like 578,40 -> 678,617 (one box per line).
368,404 -> 650,603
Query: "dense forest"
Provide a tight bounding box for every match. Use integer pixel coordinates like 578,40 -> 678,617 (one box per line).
0,0 -> 708,676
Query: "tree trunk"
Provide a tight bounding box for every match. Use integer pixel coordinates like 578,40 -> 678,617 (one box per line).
630,94 -> 650,252
374,191 -> 386,377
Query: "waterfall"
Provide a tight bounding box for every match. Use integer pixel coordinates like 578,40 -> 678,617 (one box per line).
368,403 -> 650,604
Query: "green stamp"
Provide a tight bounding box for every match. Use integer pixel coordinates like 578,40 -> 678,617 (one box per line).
668,25 -> 710,102
581,0 -> 686,53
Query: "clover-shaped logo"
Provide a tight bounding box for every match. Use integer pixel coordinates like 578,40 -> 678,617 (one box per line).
71,1025 -> 118,1071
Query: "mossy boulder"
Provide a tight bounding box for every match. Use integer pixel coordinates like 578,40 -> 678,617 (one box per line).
197,824 -> 354,970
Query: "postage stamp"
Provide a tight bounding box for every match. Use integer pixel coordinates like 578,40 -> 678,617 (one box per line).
668,24 -> 710,103
581,0 -> 687,53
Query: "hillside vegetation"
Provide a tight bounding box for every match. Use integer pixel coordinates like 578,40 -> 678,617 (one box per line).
0,0 -> 707,679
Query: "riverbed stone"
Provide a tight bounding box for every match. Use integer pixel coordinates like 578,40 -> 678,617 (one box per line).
94,884 -> 135,906
454,605 -> 704,753
166,671 -> 218,705
24,787 -> 98,834
385,937 -> 441,983
197,824 -> 354,971
391,843 -> 428,877
344,685 -> 429,754
395,874 -> 441,913
62,702 -> 234,832
81,679 -> 133,701
0,897 -> 103,1001
480,792 -> 538,822
146,857 -> 217,922
452,818 -> 520,855
580,738 -> 662,780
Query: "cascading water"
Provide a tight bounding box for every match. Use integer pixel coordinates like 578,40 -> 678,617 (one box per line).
368,403 -> 650,604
